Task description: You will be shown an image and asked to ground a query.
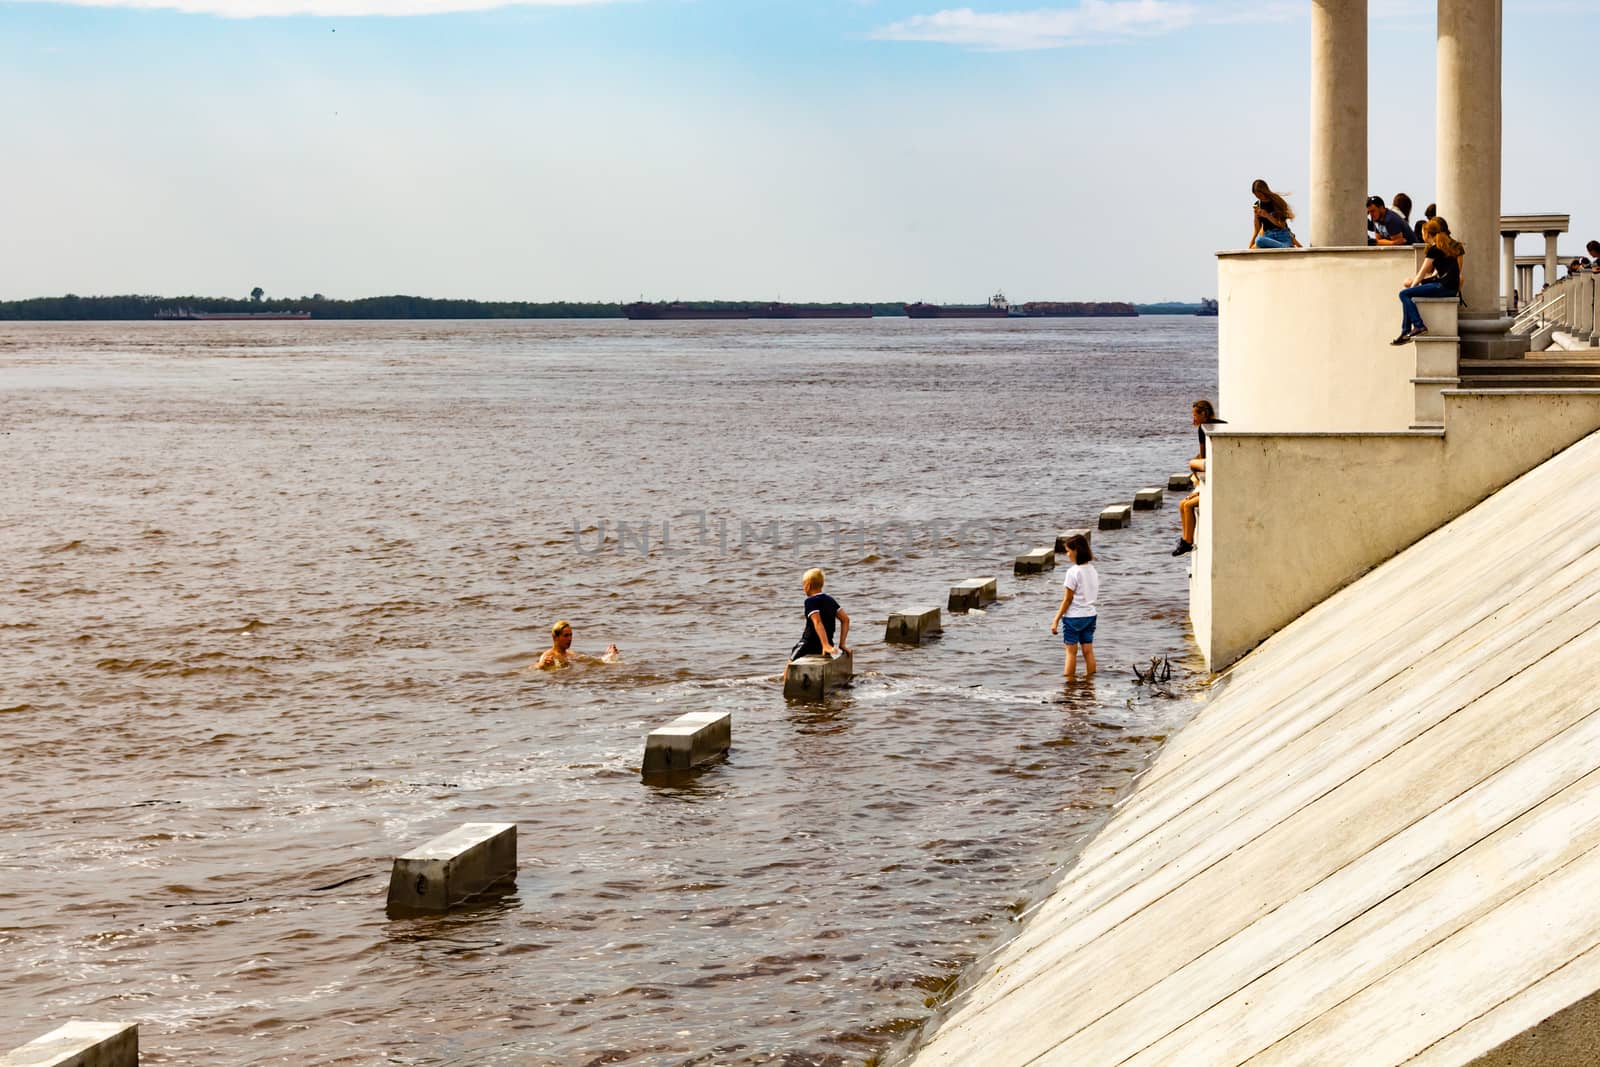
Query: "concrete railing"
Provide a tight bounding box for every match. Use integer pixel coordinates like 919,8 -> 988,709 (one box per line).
1191,391 -> 1600,669
1217,246 -> 1422,432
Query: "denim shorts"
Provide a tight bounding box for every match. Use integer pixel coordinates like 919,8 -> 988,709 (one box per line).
1061,615 -> 1097,646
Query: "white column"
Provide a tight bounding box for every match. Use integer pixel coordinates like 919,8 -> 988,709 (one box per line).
1501,232 -> 1517,312
1545,232 -> 1560,288
1310,0 -> 1368,246
1437,0 -> 1501,317
1518,264 -> 1533,305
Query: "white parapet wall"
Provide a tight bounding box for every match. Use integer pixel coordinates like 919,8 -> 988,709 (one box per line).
1218,246 -> 1420,432
901,428 -> 1600,1066
1191,390 -> 1600,670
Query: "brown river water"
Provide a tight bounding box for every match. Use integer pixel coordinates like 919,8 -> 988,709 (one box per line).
0,318 -> 1216,1066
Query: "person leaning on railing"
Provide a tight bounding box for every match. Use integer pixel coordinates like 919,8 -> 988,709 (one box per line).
1391,217 -> 1465,345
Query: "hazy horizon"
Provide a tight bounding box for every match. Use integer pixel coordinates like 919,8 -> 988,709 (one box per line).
4,0 -> 1596,305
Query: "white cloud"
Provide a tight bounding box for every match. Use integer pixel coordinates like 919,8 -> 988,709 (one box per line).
870,0 -> 1297,50
17,0 -> 609,16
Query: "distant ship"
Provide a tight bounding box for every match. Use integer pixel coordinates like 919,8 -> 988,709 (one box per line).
750,303 -> 872,319
1196,298 -> 1219,317
622,302 -> 750,320
904,292 -> 1012,318
155,308 -> 311,320
623,301 -> 874,320
1020,301 -> 1139,318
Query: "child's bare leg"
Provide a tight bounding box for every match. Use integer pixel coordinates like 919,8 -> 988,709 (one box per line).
1180,493 -> 1199,542
1063,643 -> 1078,677
1082,642 -> 1096,677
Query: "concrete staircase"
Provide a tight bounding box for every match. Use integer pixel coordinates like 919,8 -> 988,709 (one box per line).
1458,356 -> 1600,390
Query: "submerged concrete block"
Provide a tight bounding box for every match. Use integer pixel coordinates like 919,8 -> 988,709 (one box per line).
885,607 -> 943,645
642,711 -> 731,774
948,577 -> 998,612
0,1021 -> 137,1067
1168,472 -> 1194,491
1099,504 -> 1133,529
1053,529 -> 1093,554
1014,547 -> 1057,575
783,649 -> 853,700
1134,488 -> 1164,509
386,823 -> 517,916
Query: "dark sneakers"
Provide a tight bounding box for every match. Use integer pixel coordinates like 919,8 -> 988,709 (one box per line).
1391,325 -> 1429,346
1172,538 -> 1194,556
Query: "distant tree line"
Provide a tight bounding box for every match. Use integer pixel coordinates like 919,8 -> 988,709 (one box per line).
0,294 -> 624,320
0,294 -> 1198,321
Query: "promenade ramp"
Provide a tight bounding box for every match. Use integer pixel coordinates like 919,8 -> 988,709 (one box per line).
903,428 -> 1600,1066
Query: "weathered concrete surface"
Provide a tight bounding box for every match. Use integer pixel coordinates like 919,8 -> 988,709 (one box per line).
885,608 -> 942,645
642,711 -> 732,774
1014,548 -> 1056,575
1167,473 -> 1194,491
903,428 -> 1600,1067
783,650 -> 852,700
386,823 -> 517,915
1099,505 -> 1132,530
1193,392 -> 1600,669
948,577 -> 998,613
1133,488 -> 1164,509
1,1023 -> 136,1067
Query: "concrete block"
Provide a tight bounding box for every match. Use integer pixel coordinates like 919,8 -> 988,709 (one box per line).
1099,504 -> 1133,530
642,711 -> 731,774
885,607 -> 943,645
386,823 -> 517,916
1412,335 -> 1461,379
1168,472 -> 1194,491
783,649 -> 853,700
1411,377 -> 1458,428
1134,488 -> 1165,509
1054,529 -> 1093,554
0,1021 -> 137,1067
948,577 -> 998,612
1014,547 -> 1057,575
1413,296 -> 1459,338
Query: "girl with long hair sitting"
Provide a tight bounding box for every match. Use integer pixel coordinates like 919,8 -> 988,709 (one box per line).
1249,179 -> 1301,249
1391,217 -> 1465,344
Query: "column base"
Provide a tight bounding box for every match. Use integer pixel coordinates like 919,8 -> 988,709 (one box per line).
1458,314 -> 1531,361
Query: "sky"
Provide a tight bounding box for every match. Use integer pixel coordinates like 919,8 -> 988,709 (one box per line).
2,0 -> 1596,303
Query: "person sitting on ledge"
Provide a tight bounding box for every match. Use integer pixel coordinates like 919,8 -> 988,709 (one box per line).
1173,399 -> 1225,557
535,619 -> 619,669
1366,195 -> 1416,246
1248,179 -> 1300,249
1588,241 -> 1600,270
1391,217 -> 1465,345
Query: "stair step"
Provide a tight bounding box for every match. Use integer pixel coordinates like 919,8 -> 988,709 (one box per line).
1459,360 -> 1600,374
1458,376 -> 1600,389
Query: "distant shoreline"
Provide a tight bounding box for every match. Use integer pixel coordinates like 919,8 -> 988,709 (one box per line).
0,295 -> 1215,322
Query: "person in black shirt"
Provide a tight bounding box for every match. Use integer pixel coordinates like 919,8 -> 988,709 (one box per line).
1392,217 -> 1465,344
787,567 -> 850,668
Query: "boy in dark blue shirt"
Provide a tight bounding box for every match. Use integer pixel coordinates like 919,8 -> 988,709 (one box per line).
789,567 -> 850,664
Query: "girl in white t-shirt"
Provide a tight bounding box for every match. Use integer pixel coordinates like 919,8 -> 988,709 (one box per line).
1049,533 -> 1099,678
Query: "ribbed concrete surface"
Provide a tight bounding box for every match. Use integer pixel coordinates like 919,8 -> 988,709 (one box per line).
905,429 -> 1600,1067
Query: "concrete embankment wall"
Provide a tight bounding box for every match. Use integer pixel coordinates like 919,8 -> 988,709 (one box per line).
902,428 -> 1600,1066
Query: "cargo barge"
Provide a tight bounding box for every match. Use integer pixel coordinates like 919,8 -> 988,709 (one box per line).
155,309 -> 312,320
623,302 -> 874,320
903,292 -> 1012,319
